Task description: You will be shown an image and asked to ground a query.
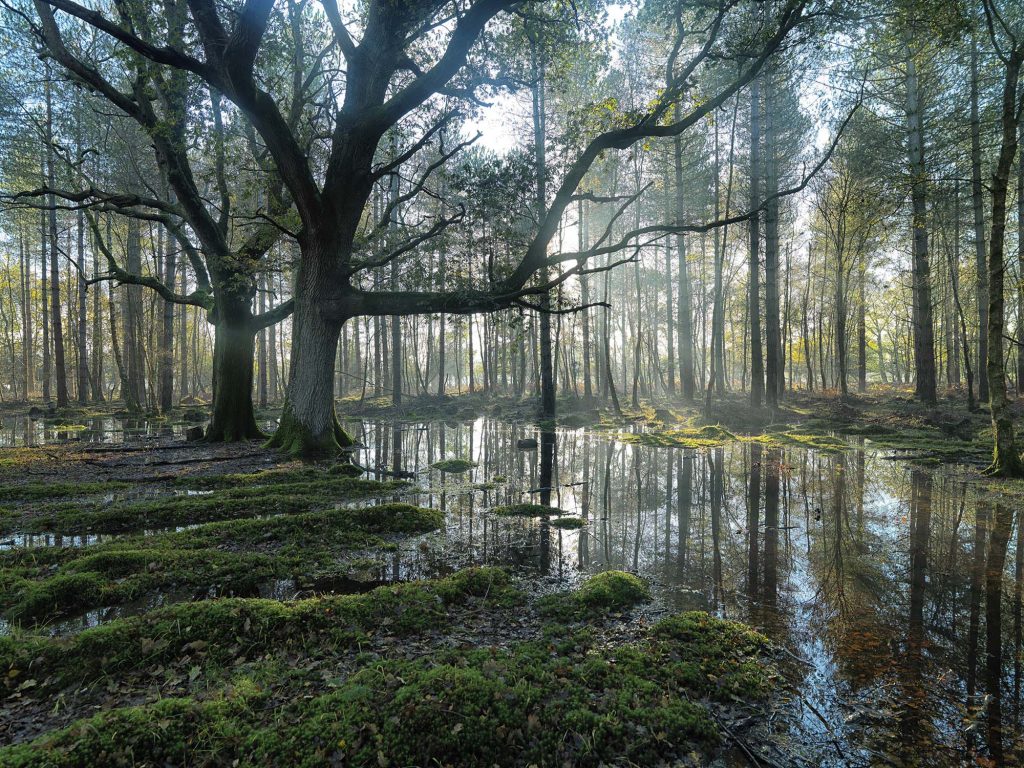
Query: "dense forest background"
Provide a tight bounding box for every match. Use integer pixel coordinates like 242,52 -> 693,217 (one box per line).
0,0 -> 1022,465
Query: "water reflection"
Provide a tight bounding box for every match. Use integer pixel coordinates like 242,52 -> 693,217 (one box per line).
0,415 -> 180,446
0,414 -> 279,446
345,417 -> 1022,766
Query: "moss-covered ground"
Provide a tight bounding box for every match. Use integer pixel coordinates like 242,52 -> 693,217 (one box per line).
334,387 -> 1001,466
0,501 -> 441,624
0,567 -> 774,767
0,470 -> 403,535
1,399 -> 921,764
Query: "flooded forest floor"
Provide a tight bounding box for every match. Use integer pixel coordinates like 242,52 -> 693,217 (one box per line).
0,388 -> 1022,766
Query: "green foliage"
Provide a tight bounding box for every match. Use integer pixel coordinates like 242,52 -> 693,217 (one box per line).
491,503 -> 566,517
431,458 -> 478,473
1,475 -> 402,535
549,516 -> 586,529
0,568 -> 516,694
0,608 -> 773,768
538,570 -> 650,620
0,502 -> 442,624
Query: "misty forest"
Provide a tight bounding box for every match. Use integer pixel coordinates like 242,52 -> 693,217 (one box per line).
1,0 -> 1024,764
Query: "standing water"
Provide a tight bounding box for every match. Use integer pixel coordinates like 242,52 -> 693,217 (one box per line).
345,416 -> 1022,767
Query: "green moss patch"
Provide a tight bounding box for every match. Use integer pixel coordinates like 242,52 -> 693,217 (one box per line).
0,608 -> 773,768
619,424 -> 736,449
0,568 -> 516,694
431,458 -> 477,473
0,503 -> 442,624
549,516 -> 586,529
539,570 -> 651,620
2,476 -> 403,536
0,481 -> 131,502
491,503 -> 566,517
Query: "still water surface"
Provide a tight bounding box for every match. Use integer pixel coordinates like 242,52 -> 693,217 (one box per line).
346,417 -> 1021,767
1,413 -> 1019,765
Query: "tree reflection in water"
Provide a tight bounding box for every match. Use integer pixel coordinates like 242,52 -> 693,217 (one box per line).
347,417 -> 1022,766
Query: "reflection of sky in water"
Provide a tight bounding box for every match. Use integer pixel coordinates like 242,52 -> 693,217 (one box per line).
1,413 -> 1018,764
346,417 -> 1021,766
0,414 -> 278,447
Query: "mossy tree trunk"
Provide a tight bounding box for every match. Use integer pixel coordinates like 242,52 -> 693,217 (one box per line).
267,273 -> 351,456
985,43 -> 1023,478
205,316 -> 263,442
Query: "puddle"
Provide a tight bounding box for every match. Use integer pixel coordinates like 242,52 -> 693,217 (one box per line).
340,417 -> 1022,766
0,414 -> 279,447
2,414 -> 1019,763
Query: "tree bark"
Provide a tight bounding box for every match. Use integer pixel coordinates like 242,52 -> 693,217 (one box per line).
258,274 -> 269,408
45,74 -> 68,407
532,52 -> 555,420
76,209 -> 89,404
905,41 -> 937,405
205,303 -> 263,442
972,36 -> 990,402
41,206 -> 49,404
763,76 -> 782,408
984,45 -> 1023,477
158,226 -> 176,413
674,129 -> 695,400
1017,116 -> 1024,392
123,219 -> 147,411
267,262 -> 351,456
748,77 -> 764,408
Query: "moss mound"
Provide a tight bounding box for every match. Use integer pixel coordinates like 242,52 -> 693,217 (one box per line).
0,568 -> 515,694
1,475 -> 403,536
431,458 -> 478,473
491,503 -> 566,517
0,503 -> 442,624
0,609 -> 773,768
619,424 -> 736,449
549,516 -> 586,529
539,571 -> 650,620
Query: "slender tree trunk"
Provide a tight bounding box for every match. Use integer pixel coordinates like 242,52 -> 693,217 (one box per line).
40,207 -> 49,404
530,46 -> 555,419
90,220 -> 103,401
437,249 -> 447,397
178,262 -> 189,401
803,246 -> 814,390
258,274 -> 269,408
45,75 -> 68,407
19,229 -> 32,399
158,226 -> 176,413
949,184 -> 976,410
674,127 -> 695,400
905,41 -> 937,405
835,257 -> 849,398
748,77 -> 764,408
108,286 -> 131,405
764,77 -> 782,408
857,253 -> 867,392
985,46 -> 1023,477
1017,117 -> 1024,392
388,140 -> 402,407
123,219 -> 146,411
75,209 -> 89,404
972,36 -> 990,403
663,217 -> 675,396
